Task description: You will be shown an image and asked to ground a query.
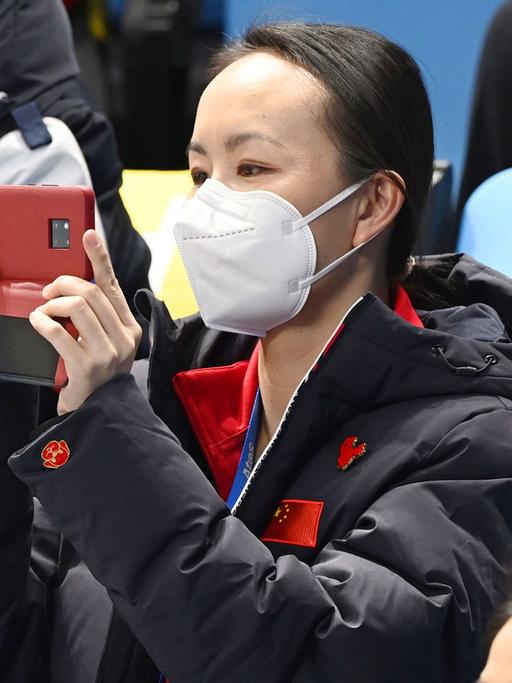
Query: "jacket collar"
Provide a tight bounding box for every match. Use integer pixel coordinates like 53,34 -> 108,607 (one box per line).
171,287 -> 422,501
172,347 -> 260,500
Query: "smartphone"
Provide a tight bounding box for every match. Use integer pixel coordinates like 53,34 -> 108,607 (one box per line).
0,184 -> 95,387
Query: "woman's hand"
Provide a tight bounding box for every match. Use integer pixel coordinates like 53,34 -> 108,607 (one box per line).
29,230 -> 142,415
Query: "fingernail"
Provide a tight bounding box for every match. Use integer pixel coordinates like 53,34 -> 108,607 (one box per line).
29,311 -> 44,322
86,230 -> 100,247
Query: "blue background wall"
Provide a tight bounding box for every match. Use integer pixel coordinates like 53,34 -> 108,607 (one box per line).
225,0 -> 503,200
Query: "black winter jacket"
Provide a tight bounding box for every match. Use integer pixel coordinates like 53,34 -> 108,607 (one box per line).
2,253 -> 512,682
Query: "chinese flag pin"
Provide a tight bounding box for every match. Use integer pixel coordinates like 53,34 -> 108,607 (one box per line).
337,435 -> 367,471
41,440 -> 70,469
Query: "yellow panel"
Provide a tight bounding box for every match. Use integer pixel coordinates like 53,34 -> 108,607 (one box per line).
120,169 -> 198,319
120,170 -> 192,233
163,246 -> 199,319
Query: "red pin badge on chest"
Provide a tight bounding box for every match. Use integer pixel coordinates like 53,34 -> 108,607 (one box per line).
337,435 -> 367,471
41,439 -> 70,469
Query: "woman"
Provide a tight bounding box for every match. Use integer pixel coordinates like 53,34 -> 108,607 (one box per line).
3,23 -> 512,683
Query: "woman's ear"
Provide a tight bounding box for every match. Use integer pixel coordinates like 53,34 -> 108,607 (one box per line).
352,171 -> 405,247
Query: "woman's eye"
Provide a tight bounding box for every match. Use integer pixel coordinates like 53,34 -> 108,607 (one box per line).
238,164 -> 265,177
190,170 -> 209,186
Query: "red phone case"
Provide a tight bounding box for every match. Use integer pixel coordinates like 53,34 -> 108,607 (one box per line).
0,185 -> 95,387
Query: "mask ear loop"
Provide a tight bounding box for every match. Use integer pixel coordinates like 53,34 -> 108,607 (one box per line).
297,225 -> 387,290
291,174 -> 395,291
286,178 -> 371,293
290,178 -> 370,232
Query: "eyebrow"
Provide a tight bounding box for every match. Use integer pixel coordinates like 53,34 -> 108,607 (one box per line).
185,131 -> 283,157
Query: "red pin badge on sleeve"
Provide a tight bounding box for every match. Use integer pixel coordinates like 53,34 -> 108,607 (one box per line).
41,440 -> 70,469
337,435 -> 367,471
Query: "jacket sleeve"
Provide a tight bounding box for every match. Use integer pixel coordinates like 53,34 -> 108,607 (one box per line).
8,374 -> 512,683
0,381 -> 47,682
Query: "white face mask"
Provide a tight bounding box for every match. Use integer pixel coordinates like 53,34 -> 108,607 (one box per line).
173,176 -> 376,337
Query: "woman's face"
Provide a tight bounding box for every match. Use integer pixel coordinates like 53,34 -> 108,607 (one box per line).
187,52 -> 361,272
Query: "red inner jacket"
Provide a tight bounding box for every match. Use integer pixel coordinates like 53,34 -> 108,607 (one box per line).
172,287 -> 423,501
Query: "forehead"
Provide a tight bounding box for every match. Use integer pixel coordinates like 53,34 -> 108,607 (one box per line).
194,52 -> 328,146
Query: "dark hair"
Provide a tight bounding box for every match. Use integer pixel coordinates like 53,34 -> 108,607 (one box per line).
210,22 -> 434,282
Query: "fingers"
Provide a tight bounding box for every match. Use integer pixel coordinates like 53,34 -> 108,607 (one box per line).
42,230 -> 137,331
33,294 -> 139,367
83,229 -> 137,328
29,231 -> 143,410
29,306 -> 122,416
40,230 -> 142,361
34,296 -> 113,355
41,275 -> 134,345
29,309 -> 85,366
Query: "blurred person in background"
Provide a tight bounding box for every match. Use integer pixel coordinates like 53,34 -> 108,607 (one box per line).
456,1 -> 512,228
64,0 -> 224,169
